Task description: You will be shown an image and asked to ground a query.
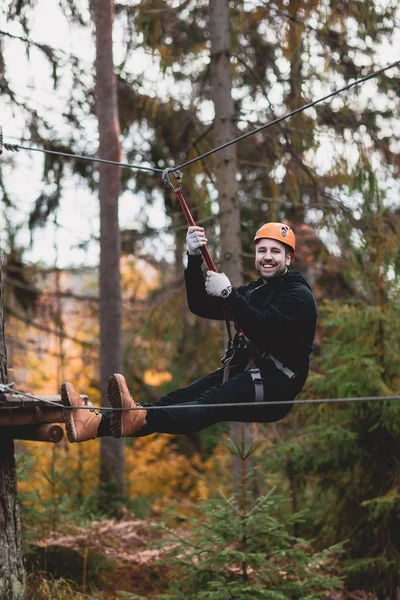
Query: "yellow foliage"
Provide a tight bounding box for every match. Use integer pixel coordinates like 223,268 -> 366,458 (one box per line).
18,438 -> 100,508
392,377 -> 400,392
7,261 -> 231,520
125,434 -> 231,513
121,255 -> 159,300
17,433 -> 231,521
143,369 -> 172,387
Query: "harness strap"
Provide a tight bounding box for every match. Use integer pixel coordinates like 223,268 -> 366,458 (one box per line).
222,344 -> 240,382
246,339 -> 297,380
245,354 -> 264,402
248,368 -> 264,403
263,353 -> 296,380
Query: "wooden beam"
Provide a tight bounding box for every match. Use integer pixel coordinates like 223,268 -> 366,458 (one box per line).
9,424 -> 64,443
0,407 -> 65,427
0,393 -> 87,407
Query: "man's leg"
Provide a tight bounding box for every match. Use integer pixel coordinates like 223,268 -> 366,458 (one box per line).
94,369 -> 226,439
138,369 -> 293,435
63,364 -> 296,441
106,366 -> 295,437
97,369 -> 227,437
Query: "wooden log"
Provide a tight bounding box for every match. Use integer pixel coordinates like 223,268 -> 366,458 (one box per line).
9,423 -> 64,443
0,407 -> 65,427
0,393 -> 88,406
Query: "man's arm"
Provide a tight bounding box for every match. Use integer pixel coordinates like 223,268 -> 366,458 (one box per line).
184,255 -> 228,320
184,227 -> 227,320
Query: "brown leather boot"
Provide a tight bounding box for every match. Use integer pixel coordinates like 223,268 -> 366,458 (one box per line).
107,374 -> 147,437
61,382 -> 102,443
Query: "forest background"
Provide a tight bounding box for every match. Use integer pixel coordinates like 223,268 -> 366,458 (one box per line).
1,0 -> 400,599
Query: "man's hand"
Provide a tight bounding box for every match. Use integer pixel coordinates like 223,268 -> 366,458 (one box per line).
205,271 -> 232,298
186,226 -> 207,256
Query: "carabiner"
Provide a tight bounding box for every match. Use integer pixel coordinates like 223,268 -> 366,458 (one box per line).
162,167 -> 183,193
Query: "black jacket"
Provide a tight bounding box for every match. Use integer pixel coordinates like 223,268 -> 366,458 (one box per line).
184,254 -> 317,389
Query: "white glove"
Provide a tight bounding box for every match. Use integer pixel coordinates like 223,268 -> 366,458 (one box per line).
205,271 -> 232,298
186,226 -> 207,256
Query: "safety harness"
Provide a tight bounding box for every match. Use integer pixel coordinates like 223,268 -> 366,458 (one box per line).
243,339 -> 296,403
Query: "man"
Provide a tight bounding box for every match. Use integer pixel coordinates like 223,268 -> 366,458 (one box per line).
61,222 -> 317,442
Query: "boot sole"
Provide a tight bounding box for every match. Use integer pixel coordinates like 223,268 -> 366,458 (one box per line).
107,374 -> 123,438
61,383 -> 78,443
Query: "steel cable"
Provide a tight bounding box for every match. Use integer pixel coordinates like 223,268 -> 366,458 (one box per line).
1,384 -> 400,412
174,59 -> 400,170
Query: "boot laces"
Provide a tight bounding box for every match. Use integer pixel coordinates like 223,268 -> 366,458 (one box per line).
87,401 -> 100,415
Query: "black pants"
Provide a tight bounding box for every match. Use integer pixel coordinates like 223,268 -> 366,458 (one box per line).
97,362 -> 298,437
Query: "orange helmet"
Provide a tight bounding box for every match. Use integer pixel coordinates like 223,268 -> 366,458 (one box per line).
253,222 -> 296,253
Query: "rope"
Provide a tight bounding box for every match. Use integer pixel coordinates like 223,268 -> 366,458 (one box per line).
1,384 -> 400,411
0,383 -> 65,409
174,59 -> 400,170
1,143 -> 163,173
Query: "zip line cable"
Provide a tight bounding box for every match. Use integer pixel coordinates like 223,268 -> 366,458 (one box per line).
1,141 -> 163,173
174,59 -> 400,170
1,383 -> 399,412
1,60 -> 399,174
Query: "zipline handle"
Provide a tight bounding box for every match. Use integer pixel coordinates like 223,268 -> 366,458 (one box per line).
162,168 -> 218,272
162,167 -> 236,351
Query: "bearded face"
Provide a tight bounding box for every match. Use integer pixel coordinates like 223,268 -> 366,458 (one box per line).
254,238 -> 292,279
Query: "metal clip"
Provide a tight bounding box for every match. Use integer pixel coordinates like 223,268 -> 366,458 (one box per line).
0,382 -> 13,393
162,167 -> 183,192
220,344 -> 235,365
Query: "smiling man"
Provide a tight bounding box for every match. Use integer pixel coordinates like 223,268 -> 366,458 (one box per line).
61,222 -> 318,443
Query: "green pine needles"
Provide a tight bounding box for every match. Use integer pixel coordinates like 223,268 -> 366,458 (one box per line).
153,434 -> 344,600
269,293 -> 400,596
155,487 -> 343,600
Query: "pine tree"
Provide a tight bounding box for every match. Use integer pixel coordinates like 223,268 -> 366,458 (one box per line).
266,172 -> 400,596
154,442 -> 344,600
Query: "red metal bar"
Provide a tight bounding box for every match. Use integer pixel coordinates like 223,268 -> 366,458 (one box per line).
174,187 -> 218,272
163,168 -> 234,346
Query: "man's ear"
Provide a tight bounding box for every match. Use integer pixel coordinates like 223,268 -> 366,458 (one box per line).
286,252 -> 293,266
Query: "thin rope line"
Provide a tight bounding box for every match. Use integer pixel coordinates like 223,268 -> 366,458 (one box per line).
1,384 -> 400,411
175,59 -> 400,170
61,395 -> 400,410
3,61 -> 398,175
3,143 -> 163,173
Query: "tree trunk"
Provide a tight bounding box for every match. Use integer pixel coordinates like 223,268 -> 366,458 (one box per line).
0,255 -> 25,599
92,0 -> 125,503
287,0 -> 305,221
209,0 -> 254,484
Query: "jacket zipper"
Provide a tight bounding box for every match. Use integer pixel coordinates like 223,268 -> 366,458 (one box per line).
246,281 -> 267,301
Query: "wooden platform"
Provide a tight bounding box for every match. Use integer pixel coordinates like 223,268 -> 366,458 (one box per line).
0,391 -> 86,441
0,394 -> 64,426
